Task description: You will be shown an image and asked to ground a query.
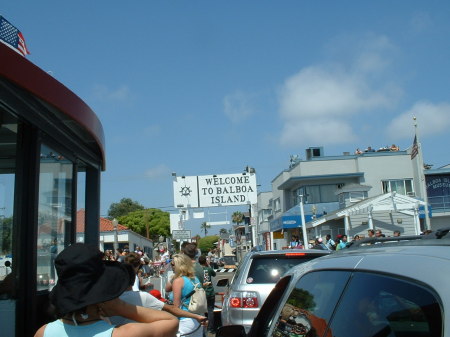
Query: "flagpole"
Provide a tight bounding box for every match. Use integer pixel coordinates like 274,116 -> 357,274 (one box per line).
413,117 -> 431,230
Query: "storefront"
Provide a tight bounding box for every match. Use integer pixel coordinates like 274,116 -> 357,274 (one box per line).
0,43 -> 105,336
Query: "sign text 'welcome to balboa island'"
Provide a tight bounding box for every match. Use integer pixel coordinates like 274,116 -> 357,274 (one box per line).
173,173 -> 257,208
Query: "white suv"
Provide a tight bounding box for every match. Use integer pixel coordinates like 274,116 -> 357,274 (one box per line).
220,249 -> 330,332
218,229 -> 450,337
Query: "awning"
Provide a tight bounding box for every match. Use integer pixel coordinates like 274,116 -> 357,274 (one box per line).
270,214 -> 316,231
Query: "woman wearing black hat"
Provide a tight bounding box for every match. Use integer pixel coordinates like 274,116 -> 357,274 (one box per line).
34,243 -> 178,337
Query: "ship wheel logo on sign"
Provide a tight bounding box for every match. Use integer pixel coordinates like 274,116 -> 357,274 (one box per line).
179,185 -> 192,197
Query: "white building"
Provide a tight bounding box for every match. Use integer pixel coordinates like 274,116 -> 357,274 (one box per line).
76,209 -> 154,257
259,146 -> 445,249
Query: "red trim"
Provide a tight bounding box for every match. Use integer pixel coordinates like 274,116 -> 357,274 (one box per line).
0,43 -> 105,169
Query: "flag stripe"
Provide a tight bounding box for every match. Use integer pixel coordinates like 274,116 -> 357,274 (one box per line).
411,135 -> 419,160
0,16 -> 30,56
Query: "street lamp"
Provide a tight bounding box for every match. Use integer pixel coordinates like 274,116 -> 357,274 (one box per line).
112,218 -> 119,253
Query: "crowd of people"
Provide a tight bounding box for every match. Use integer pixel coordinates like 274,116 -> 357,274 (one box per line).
354,144 -> 400,155
308,228 -> 407,251
34,241 -> 219,337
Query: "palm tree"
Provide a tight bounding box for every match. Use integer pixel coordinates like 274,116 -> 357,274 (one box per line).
219,228 -> 227,235
200,222 -> 211,236
231,211 -> 244,228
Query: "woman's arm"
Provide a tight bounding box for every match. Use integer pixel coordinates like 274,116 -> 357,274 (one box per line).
103,298 -> 178,337
172,277 -> 184,308
162,303 -> 207,325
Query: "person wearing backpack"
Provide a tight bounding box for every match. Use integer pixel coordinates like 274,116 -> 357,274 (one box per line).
199,255 -> 217,333
165,254 -> 204,337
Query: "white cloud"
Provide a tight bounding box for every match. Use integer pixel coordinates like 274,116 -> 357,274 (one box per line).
386,101 -> 450,139
352,35 -> 395,74
280,118 -> 357,146
223,91 -> 255,123
145,164 -> 170,179
92,84 -> 132,102
278,34 -> 400,147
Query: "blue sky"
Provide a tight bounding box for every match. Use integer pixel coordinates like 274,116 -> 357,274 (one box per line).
3,2 -> 450,235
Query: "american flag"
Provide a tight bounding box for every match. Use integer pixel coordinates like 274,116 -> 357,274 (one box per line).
410,135 -> 419,160
0,15 -> 30,56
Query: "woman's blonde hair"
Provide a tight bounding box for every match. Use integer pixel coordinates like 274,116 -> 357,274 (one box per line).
172,254 -> 195,279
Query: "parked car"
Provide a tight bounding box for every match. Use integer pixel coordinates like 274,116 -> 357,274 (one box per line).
217,228 -> 450,337
218,255 -> 238,269
220,249 -> 331,332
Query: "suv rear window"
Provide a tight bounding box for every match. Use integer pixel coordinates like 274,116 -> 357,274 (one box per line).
329,272 -> 442,337
246,254 -> 323,284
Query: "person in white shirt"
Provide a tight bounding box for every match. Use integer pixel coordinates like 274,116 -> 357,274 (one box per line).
110,264 -> 207,327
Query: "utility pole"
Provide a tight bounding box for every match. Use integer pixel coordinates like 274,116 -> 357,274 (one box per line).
299,195 -> 308,248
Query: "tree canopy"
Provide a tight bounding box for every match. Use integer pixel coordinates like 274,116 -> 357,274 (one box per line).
107,198 -> 145,219
232,211 -> 244,226
198,235 -> 219,254
200,222 -> 211,236
118,208 -> 170,240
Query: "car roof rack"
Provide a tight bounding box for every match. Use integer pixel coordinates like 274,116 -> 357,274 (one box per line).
347,227 -> 450,249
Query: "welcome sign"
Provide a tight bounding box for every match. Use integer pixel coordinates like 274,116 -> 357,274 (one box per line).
173,173 -> 257,208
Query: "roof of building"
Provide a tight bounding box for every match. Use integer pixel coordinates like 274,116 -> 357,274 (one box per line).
309,192 -> 425,228
278,173 -> 364,190
76,209 -> 128,233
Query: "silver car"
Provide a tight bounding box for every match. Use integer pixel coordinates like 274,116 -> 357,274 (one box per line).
220,249 -> 330,332
218,229 -> 450,337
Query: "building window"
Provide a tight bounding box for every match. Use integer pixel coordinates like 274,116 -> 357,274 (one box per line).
0,110 -> 18,300
293,184 -> 340,204
274,198 -> 281,213
350,191 -> 366,202
258,208 -> 272,223
76,166 -> 86,243
382,179 -> 414,196
37,145 -> 73,291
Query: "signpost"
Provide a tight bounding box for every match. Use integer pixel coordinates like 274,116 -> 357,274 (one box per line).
172,230 -> 191,241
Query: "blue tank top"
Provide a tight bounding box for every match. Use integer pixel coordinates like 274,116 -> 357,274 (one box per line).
169,275 -> 200,311
44,319 -> 114,337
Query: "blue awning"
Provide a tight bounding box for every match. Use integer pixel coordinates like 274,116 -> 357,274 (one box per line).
270,215 -> 316,231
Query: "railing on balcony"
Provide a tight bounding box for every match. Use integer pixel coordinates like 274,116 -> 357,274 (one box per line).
428,195 -> 450,214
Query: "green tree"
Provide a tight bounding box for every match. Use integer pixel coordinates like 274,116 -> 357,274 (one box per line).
231,211 -> 244,227
198,235 -> 219,254
200,222 -> 211,236
118,208 -> 170,240
107,198 -> 144,219
219,228 -> 228,235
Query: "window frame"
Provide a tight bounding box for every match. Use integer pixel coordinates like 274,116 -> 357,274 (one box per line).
382,179 -> 415,196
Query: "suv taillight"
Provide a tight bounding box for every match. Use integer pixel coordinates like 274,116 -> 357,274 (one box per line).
229,291 -> 259,308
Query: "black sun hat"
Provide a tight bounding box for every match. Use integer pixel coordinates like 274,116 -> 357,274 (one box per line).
49,243 -> 130,315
